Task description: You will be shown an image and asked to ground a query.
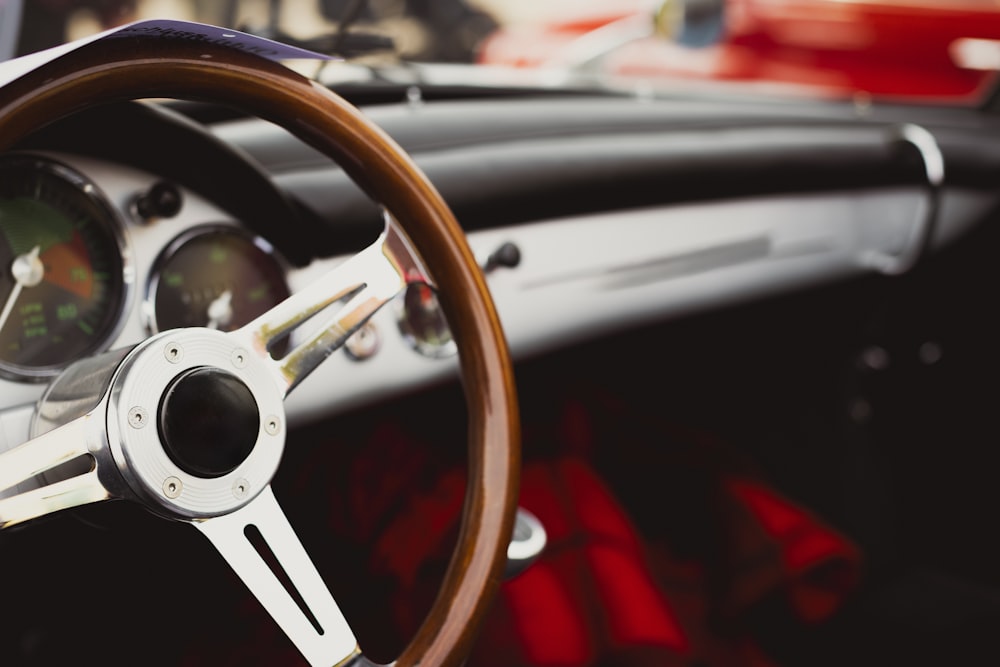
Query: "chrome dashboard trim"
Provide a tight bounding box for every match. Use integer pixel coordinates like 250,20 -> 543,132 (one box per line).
864,123 -> 945,276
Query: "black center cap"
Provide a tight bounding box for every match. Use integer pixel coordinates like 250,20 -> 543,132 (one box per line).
159,367 -> 260,478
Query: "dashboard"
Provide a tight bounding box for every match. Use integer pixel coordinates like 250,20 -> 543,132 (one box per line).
2,90 -> 1000,480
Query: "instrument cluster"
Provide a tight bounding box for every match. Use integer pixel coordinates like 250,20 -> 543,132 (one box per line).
0,153 -> 291,384
0,149 -> 463,431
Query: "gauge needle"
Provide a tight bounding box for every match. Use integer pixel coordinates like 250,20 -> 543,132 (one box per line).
0,246 -> 43,333
206,289 -> 234,330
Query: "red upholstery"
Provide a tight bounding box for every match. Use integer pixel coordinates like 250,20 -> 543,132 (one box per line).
454,458 -> 859,667
180,393 -> 862,666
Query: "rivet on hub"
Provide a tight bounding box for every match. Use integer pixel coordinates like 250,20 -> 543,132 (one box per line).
128,406 -> 148,429
264,416 -> 281,436
164,342 -> 183,364
231,348 -> 248,369
163,477 -> 182,499
233,478 -> 250,499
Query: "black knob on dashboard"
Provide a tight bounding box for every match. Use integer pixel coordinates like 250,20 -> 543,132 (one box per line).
134,181 -> 183,221
484,241 -> 521,273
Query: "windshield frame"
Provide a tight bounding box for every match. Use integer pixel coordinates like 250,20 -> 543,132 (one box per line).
4,0 -> 1000,111
0,0 -> 24,62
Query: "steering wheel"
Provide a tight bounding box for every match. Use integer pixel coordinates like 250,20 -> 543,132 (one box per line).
0,30 -> 520,667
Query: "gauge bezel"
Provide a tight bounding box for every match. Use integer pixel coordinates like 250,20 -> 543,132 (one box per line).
143,223 -> 291,336
0,153 -> 134,382
395,282 -> 458,359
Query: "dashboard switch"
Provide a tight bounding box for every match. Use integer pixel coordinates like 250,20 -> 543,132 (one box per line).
134,181 -> 183,221
483,241 -> 521,273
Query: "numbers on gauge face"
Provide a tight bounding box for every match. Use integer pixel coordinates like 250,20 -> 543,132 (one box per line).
147,225 -> 290,342
0,156 -> 130,381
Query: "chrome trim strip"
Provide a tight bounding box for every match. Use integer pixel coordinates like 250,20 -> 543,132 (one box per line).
865,123 -> 944,275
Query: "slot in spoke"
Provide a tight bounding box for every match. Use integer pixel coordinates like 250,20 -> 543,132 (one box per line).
0,415 -> 114,528
194,485 -> 361,667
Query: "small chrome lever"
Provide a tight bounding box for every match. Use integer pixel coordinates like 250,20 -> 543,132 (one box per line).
505,507 -> 547,579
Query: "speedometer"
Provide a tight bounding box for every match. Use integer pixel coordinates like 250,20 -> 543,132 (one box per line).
146,225 -> 290,337
0,156 -> 131,381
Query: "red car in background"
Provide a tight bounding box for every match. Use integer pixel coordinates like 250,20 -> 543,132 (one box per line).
478,0 -> 1000,102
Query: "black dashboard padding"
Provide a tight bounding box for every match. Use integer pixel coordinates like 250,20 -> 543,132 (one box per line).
212,94 -> 1000,251
269,124 -> 931,248
19,95 -> 1000,258
224,96 -> 984,170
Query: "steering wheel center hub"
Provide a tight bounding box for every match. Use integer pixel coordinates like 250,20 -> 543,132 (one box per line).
106,328 -> 286,519
160,367 -> 260,478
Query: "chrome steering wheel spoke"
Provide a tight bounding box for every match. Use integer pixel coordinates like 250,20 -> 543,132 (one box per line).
0,414 -> 116,529
194,485 -> 361,667
233,211 -> 431,396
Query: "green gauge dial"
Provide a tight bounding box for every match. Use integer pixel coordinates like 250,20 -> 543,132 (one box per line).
148,226 -> 290,337
0,157 -> 129,381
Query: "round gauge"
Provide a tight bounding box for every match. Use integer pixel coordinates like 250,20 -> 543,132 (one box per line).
0,156 -> 130,381
396,282 -> 456,358
147,225 -> 290,337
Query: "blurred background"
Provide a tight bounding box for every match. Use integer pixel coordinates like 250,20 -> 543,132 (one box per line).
12,0 -> 1000,104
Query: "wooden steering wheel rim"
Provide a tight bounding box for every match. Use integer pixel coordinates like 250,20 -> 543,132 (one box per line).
0,33 -> 520,667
